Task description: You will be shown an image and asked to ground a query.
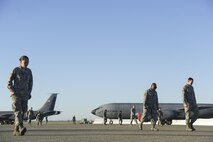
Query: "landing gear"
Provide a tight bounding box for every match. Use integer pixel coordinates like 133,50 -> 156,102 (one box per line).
165,120 -> 172,125
0,121 -> 14,125
158,120 -> 165,126
158,120 -> 172,126
109,119 -> 113,125
0,121 -> 5,125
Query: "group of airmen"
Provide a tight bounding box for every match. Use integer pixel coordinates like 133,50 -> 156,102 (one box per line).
103,79 -> 198,132
27,107 -> 47,126
7,55 -> 198,136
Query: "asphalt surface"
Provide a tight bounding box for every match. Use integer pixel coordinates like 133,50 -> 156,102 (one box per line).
0,123 -> 213,142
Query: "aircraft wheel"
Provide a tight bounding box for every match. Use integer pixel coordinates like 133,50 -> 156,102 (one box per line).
109,120 -> 113,125
166,120 -> 172,125
158,120 -> 165,126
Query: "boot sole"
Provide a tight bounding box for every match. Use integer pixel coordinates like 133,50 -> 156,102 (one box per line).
186,129 -> 193,132
151,129 -> 159,131
20,127 -> 27,136
13,132 -> 21,136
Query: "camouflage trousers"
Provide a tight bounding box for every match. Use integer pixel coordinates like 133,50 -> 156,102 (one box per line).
12,95 -> 28,127
37,120 -> 42,126
103,117 -> 107,125
141,108 -> 158,124
28,117 -> 32,124
130,115 -> 138,124
118,118 -> 123,125
184,105 -> 199,124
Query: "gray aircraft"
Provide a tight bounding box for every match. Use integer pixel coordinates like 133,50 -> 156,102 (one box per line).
0,93 -> 61,125
91,103 -> 213,125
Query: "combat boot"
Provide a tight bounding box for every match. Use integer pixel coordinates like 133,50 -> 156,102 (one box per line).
151,124 -> 159,131
151,127 -> 159,131
139,122 -> 143,130
190,118 -> 196,131
186,119 -> 193,132
158,120 -> 163,126
190,123 -> 196,131
19,125 -> 27,136
13,126 -> 20,136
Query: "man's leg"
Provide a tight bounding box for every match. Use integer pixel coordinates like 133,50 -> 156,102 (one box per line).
190,107 -> 199,131
104,118 -> 107,125
134,116 -> 138,125
130,117 -> 133,126
119,119 -> 121,125
157,110 -> 163,126
28,118 -> 31,126
19,98 -> 28,135
150,110 -> 159,131
140,109 -> 149,130
12,96 -> 22,136
184,107 -> 193,131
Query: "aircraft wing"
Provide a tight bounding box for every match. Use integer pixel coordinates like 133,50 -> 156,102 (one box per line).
0,112 -> 14,119
197,106 -> 213,110
41,111 -> 61,117
177,106 -> 213,111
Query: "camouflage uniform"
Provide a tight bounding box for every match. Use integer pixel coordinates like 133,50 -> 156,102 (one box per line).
8,66 -> 33,134
103,110 -> 107,125
117,111 -> 123,125
36,112 -> 43,126
45,117 -> 48,124
27,109 -> 34,125
140,89 -> 159,131
157,109 -> 163,126
130,107 -> 138,125
72,116 -> 76,124
182,84 -> 199,131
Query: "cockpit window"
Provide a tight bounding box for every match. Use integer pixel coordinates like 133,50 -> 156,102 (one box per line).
94,107 -> 102,111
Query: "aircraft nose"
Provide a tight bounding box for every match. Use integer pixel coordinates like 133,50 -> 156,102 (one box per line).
91,109 -> 96,115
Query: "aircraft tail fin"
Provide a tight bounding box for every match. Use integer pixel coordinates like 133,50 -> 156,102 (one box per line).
39,93 -> 58,112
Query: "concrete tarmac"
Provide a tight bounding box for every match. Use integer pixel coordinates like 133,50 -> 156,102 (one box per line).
0,123 -> 213,142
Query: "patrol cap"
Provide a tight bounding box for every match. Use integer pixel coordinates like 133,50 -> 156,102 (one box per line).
188,77 -> 193,81
19,55 -> 29,61
151,83 -> 157,86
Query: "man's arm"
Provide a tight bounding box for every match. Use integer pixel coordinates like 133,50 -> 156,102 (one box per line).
192,87 -> 197,105
143,91 -> 148,109
28,70 -> 33,94
7,69 -> 15,95
182,86 -> 188,107
156,92 -> 159,110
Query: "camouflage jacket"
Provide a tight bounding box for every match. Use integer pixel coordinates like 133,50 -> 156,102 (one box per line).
182,84 -> 197,107
130,108 -> 136,116
8,66 -> 33,96
27,110 -> 34,117
118,112 -> 122,119
103,111 -> 107,118
143,89 -> 159,110
36,113 -> 43,120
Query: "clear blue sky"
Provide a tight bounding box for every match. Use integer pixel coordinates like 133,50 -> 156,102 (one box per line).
0,0 -> 213,120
